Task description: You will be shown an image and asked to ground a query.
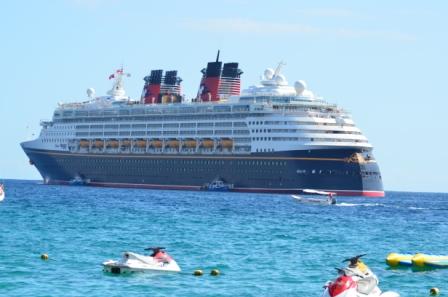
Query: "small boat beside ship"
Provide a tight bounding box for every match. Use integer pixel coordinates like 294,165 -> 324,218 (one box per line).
201,178 -> 234,191
291,189 -> 337,205
69,176 -> 90,186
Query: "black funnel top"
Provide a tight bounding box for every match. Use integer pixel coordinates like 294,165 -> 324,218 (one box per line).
164,70 -> 178,85
222,63 -> 242,78
147,70 -> 163,84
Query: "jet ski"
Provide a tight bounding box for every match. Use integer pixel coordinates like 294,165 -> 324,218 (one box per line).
321,255 -> 399,297
0,184 -> 4,202
103,247 -> 181,274
292,189 -> 336,205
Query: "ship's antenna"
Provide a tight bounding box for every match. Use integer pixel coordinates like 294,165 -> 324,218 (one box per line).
216,50 -> 220,62
107,67 -> 131,99
274,61 -> 286,77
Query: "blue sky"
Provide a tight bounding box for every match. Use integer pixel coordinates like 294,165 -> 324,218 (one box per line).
0,0 -> 447,192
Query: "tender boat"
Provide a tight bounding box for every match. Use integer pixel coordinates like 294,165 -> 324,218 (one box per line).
69,176 -> 90,186
0,184 -> 4,202
291,189 -> 337,205
201,178 -> 234,191
103,247 -> 181,274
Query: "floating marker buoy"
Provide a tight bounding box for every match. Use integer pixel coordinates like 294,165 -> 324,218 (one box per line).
430,288 -> 440,296
193,269 -> 203,276
210,269 -> 220,276
40,253 -> 49,261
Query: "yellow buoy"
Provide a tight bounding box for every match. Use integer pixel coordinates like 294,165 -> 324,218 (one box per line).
193,269 -> 203,276
210,269 -> 220,276
430,288 -> 440,296
40,253 -> 49,261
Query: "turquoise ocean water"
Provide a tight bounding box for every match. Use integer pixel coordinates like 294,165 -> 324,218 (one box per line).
0,179 -> 447,296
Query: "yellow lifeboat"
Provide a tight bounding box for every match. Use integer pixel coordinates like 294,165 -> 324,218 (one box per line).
79,139 -> 89,148
167,139 -> 180,148
106,139 -> 119,148
162,95 -> 171,104
94,139 -> 104,148
219,138 -> 233,148
201,139 -> 214,148
121,139 -> 131,147
135,139 -> 147,148
183,139 -> 197,148
150,139 -> 163,148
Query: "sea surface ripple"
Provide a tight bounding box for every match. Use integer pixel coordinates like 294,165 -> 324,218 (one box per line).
0,180 -> 447,296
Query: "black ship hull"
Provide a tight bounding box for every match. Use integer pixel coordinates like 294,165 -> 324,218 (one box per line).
22,146 -> 384,197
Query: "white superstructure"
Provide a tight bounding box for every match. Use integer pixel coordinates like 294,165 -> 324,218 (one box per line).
29,65 -> 371,159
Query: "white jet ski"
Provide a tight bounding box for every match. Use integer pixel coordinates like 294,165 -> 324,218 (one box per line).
0,184 -> 5,202
103,247 -> 181,274
292,189 -> 336,205
321,255 -> 400,297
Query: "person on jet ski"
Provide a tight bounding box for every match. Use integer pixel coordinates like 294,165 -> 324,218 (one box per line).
149,247 -> 172,263
327,193 -> 337,205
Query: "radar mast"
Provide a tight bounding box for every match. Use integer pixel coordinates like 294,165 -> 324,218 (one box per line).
107,67 -> 131,99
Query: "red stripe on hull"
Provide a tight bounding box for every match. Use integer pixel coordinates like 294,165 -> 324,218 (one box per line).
330,190 -> 385,197
47,180 -> 384,197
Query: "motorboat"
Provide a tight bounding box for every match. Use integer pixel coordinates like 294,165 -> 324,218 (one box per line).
201,178 -> 233,191
292,189 -> 336,205
69,176 -> 90,186
321,255 -> 400,297
103,247 -> 181,274
0,184 -> 4,202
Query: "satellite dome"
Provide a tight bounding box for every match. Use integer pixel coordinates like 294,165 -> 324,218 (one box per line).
87,88 -> 96,98
264,68 -> 274,80
294,80 -> 307,95
275,74 -> 287,85
302,89 -> 314,98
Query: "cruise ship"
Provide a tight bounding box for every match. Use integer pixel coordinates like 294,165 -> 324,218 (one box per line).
21,53 -> 384,197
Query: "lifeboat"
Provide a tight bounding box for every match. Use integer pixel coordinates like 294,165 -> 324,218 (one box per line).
201,139 -> 214,148
94,139 -> 104,148
171,94 -> 181,103
135,139 -> 147,148
121,139 -> 131,147
79,139 -> 89,148
150,139 -> 163,148
219,138 -> 233,148
183,139 -> 197,148
167,139 -> 179,148
162,95 -> 171,104
106,139 -> 119,148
